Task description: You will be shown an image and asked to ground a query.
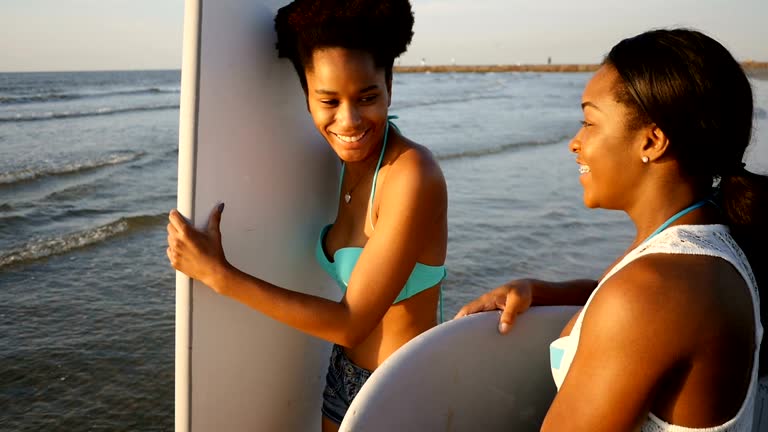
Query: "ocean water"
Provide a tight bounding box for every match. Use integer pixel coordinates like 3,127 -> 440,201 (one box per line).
1,70 -> 767,431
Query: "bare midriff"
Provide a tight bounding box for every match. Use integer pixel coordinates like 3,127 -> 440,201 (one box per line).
345,285 -> 440,371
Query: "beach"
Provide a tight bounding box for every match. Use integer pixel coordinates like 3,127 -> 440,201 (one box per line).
1,69 -> 767,431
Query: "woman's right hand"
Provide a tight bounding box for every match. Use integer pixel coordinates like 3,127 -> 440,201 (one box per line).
167,203 -> 230,291
453,279 -> 536,334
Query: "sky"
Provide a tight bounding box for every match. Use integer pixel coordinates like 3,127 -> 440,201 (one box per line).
1,0 -> 767,72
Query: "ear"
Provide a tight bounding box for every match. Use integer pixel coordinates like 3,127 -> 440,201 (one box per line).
641,124 -> 670,162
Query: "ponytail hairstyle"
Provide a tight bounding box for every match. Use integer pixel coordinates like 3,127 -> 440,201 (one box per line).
606,28 -> 768,375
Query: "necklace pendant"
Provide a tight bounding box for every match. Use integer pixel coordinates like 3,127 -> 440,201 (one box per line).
344,193 -> 351,204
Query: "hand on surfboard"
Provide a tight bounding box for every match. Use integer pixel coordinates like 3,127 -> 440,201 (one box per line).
453,279 -> 534,335
167,203 -> 229,289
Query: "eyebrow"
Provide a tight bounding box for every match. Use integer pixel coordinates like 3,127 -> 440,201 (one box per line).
314,85 -> 380,95
581,101 -> 601,111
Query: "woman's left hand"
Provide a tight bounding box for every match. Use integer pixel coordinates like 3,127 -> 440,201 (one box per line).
167,203 -> 229,290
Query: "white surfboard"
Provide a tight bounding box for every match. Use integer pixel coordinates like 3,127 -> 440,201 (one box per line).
175,1 -> 338,431
341,307 -> 768,432
339,306 -> 580,432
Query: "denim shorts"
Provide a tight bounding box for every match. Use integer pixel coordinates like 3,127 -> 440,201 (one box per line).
321,344 -> 373,425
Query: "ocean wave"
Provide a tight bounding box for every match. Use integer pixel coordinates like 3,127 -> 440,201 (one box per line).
0,87 -> 180,105
0,214 -> 167,269
0,104 -> 179,123
436,137 -> 568,161
394,94 -> 513,111
0,151 -> 145,186
44,182 -> 102,202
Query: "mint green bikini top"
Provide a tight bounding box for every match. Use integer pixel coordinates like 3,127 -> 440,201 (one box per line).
315,117 -> 447,309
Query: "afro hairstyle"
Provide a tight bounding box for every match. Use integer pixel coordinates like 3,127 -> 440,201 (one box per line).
274,0 -> 414,89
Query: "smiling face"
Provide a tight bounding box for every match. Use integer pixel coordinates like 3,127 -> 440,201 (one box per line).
569,65 -> 650,210
304,47 -> 392,163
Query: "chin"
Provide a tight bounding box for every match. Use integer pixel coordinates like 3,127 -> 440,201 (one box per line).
336,150 -> 369,164
581,195 -> 600,209
333,146 -> 359,160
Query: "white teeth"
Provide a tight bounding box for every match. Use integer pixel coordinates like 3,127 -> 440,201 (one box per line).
334,131 -> 366,143
579,165 -> 591,174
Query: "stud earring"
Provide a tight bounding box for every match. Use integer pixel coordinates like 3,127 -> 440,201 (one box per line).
641,156 -> 650,163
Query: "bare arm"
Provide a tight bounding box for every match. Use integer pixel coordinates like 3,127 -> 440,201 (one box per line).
167,152 -> 446,348
531,279 -> 597,306
542,259 -> 686,431
454,278 -> 597,332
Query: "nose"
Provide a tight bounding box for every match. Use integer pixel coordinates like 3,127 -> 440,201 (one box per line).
336,102 -> 361,129
568,130 -> 581,154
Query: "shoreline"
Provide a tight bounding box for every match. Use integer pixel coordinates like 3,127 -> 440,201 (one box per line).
394,64 -> 600,73
394,61 -> 768,75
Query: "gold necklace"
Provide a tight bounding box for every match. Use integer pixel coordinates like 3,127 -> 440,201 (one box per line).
342,120 -> 392,204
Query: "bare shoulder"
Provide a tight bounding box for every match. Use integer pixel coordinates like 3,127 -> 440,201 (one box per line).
590,252 -> 747,350
391,135 -> 444,180
370,133 -> 447,262
383,134 -> 447,209
605,253 -> 746,308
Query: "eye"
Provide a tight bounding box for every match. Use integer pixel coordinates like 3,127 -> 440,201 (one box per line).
320,99 -> 339,106
360,95 -> 378,104
580,120 -> 592,128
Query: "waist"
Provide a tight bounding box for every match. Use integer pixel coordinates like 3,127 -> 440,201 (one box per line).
344,287 -> 439,370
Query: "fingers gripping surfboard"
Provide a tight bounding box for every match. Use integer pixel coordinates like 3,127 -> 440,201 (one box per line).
176,1 -> 338,431
339,306 -> 580,432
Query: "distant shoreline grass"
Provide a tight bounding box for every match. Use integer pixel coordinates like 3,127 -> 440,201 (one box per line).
394,61 -> 768,75
394,64 -> 599,73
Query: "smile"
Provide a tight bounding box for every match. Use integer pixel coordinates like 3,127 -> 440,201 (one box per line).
578,164 -> 591,174
332,130 -> 368,143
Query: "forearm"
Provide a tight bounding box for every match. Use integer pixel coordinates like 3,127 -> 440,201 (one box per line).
209,264 -> 357,346
530,279 -> 597,306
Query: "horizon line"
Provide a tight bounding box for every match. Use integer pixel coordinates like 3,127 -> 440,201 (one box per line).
2,60 -> 767,74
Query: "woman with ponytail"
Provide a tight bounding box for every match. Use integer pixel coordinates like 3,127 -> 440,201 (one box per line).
458,28 -> 767,431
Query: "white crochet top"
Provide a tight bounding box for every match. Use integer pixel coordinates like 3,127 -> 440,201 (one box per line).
549,224 -> 763,431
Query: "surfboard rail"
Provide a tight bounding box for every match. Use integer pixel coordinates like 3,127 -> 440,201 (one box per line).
175,0 -> 202,430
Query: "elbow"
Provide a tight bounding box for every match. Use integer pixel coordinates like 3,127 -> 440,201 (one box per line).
338,328 -> 369,349
336,314 -> 376,349
332,304 -> 380,348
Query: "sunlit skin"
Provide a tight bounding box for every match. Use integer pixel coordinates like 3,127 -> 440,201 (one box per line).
167,47 -> 447,432
304,47 -> 447,371
305,48 -> 391,165
457,65 -> 756,430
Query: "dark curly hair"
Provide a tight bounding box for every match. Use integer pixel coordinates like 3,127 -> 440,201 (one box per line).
274,0 -> 414,90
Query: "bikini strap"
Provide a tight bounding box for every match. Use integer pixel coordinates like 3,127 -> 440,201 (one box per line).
641,199 -> 710,244
367,115 -> 398,231
337,164 -> 346,202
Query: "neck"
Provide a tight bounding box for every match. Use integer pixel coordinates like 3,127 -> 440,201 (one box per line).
626,174 -> 715,246
344,144 -> 384,176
